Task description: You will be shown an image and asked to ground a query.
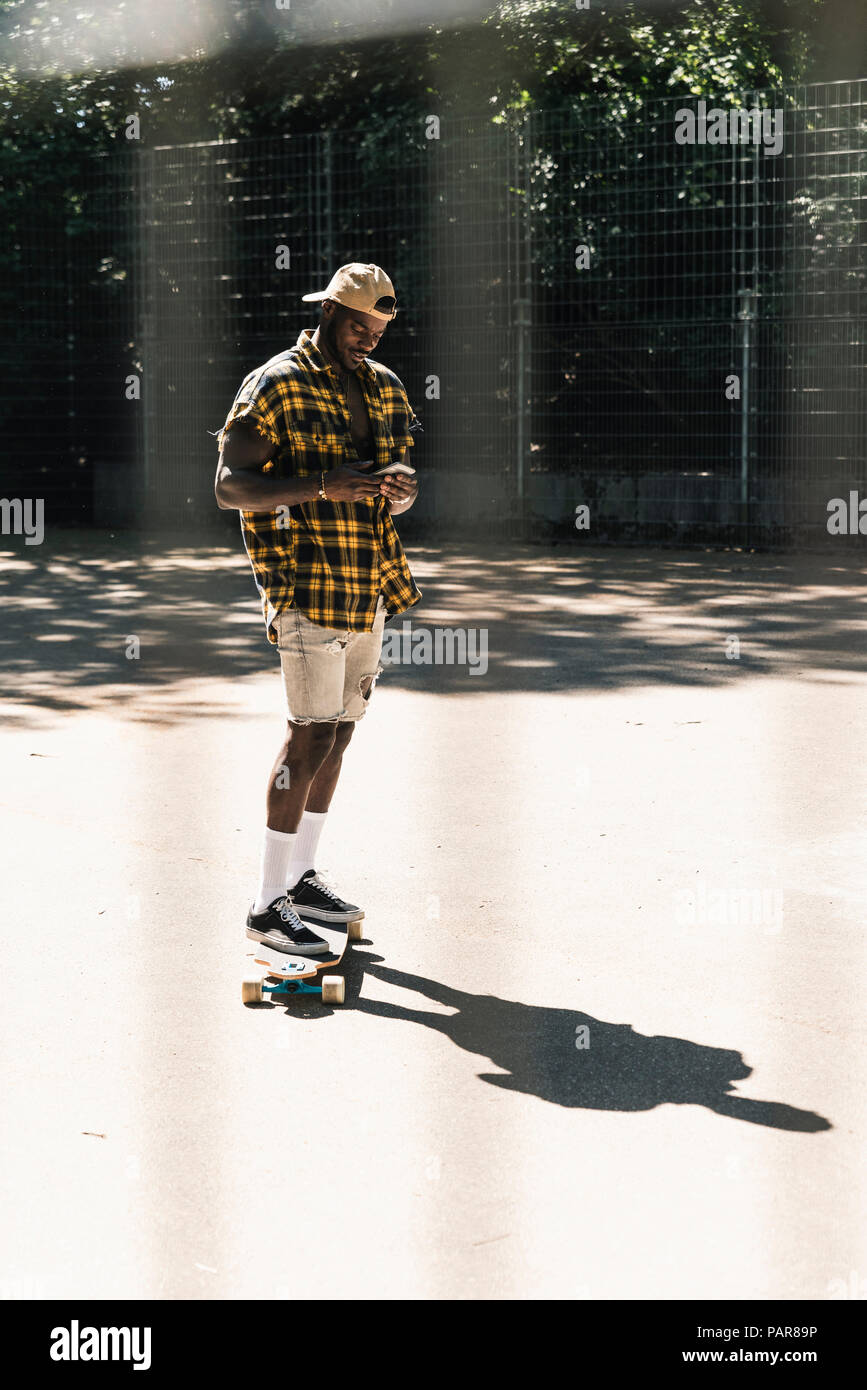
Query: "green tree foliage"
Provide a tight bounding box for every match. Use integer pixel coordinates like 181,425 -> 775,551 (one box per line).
0,0 -> 849,155
0,0 -> 842,301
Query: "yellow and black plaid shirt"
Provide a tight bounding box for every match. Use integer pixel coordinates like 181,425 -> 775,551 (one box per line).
219,329 -> 422,642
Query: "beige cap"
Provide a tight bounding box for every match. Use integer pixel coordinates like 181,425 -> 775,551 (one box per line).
302,262 -> 397,321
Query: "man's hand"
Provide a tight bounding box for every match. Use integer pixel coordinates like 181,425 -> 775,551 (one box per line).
378,471 -> 419,514
323,464 -> 384,501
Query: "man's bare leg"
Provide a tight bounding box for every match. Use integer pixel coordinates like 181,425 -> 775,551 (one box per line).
303,720 -> 356,813
265,721 -> 340,832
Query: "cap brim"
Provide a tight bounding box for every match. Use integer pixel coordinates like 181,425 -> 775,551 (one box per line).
299,292 -> 397,320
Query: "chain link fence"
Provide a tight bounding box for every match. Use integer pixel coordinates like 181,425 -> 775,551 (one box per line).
3,80 -> 865,545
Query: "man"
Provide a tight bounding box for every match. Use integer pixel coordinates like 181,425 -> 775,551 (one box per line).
215,263 -> 421,956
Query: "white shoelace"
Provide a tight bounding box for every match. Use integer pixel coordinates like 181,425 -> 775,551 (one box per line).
276,896 -> 304,927
308,873 -> 342,903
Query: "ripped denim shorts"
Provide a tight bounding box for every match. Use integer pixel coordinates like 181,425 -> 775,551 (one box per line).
273,595 -> 386,724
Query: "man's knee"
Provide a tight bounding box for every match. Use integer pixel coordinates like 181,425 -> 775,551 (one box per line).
285,719 -> 338,768
332,720 -> 356,753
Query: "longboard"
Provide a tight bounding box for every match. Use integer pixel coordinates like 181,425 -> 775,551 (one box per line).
242,915 -> 365,1007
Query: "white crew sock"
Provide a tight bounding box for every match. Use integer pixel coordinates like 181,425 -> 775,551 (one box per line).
287,810 -> 328,890
252,826 -> 297,915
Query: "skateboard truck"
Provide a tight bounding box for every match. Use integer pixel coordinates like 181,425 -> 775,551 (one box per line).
263,978 -> 328,999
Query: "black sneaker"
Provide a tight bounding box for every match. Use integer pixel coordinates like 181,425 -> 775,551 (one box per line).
246,895 -> 331,956
288,869 -> 362,924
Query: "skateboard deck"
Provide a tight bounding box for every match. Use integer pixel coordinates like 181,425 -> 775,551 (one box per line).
242,914 -> 365,1007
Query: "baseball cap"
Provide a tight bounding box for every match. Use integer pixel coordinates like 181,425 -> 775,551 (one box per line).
301,262 -> 397,322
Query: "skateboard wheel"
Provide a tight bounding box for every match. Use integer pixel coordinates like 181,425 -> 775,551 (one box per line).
347,918 -> 364,942
241,976 -> 264,1006
321,976 -> 345,1005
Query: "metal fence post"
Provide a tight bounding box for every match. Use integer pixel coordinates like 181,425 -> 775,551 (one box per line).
323,130 -> 334,269
737,287 -> 757,506
136,147 -> 154,507
514,112 -> 532,517
515,295 -> 530,510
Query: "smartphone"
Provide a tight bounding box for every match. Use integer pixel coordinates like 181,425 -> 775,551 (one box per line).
367,461 -> 416,478
356,459 -> 417,478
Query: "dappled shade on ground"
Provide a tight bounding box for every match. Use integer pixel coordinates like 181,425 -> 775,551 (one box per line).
0,532 -> 865,729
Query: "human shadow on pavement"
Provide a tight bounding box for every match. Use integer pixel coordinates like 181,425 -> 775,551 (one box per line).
356,960 -> 831,1132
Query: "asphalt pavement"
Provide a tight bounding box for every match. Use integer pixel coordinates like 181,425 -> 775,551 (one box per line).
0,534 -> 864,1299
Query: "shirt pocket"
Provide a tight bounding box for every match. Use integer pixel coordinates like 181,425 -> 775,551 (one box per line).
288,413 -> 345,474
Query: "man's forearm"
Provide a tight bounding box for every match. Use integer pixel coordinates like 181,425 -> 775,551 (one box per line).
216,468 -> 321,511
